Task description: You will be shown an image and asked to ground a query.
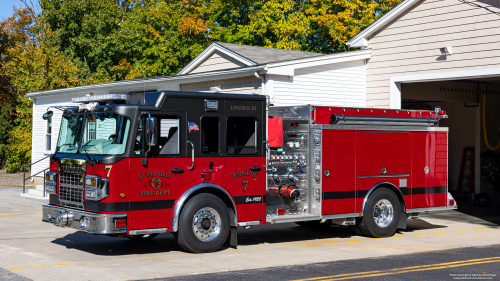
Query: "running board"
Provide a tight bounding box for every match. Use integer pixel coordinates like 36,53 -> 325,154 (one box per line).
129,228 -> 168,235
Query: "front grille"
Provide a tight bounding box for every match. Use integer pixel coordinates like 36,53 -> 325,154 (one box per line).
58,161 -> 85,209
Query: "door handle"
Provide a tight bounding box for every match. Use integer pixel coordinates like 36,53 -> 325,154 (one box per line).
171,168 -> 184,174
187,141 -> 194,170
250,166 -> 261,171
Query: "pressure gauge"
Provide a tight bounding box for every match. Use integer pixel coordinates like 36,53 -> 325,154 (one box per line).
271,155 -> 276,160
294,155 -> 299,160
301,154 -> 306,160
280,155 -> 284,161
287,142 -> 294,148
294,142 -> 300,148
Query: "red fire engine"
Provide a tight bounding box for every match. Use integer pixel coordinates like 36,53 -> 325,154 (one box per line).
42,91 -> 457,253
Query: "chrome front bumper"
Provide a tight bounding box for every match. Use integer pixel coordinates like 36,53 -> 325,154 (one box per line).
42,204 -> 127,234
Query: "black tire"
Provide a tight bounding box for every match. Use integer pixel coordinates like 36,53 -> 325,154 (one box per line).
358,188 -> 400,238
174,193 -> 230,253
127,233 -> 159,240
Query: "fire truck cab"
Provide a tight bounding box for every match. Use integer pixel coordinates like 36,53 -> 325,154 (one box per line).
42,91 -> 457,253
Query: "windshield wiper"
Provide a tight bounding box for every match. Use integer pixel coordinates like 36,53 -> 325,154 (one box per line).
80,141 -> 97,167
51,144 -> 72,161
80,140 -> 93,151
85,150 -> 97,167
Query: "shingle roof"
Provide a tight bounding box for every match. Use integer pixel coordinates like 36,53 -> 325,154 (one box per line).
216,42 -> 326,64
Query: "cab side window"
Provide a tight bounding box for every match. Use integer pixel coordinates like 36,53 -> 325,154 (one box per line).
201,116 -> 219,153
159,117 -> 180,155
226,117 -> 257,155
134,116 -> 180,155
134,118 -> 145,155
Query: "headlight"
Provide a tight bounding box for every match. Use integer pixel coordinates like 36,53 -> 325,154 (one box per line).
45,171 -> 58,195
84,175 -> 109,201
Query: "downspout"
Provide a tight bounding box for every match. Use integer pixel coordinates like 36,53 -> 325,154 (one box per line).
254,71 -> 265,97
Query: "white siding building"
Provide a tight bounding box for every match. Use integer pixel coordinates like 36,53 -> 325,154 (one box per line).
26,42 -> 370,184
346,0 -> 500,197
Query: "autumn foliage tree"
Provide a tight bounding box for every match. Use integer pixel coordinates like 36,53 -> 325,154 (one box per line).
0,0 -> 403,172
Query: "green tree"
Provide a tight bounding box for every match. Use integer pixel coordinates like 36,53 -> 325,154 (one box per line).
119,0 -> 209,77
193,0 -> 403,53
2,33 -> 85,172
40,0 -> 132,77
0,8 -> 35,169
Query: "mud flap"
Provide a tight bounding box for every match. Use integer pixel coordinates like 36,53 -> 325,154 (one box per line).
398,211 -> 406,229
229,226 -> 238,248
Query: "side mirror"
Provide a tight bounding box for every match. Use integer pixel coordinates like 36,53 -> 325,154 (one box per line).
146,117 -> 157,146
43,111 -> 53,120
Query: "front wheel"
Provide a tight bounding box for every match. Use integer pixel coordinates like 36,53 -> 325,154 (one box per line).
174,193 -> 230,253
358,188 -> 400,238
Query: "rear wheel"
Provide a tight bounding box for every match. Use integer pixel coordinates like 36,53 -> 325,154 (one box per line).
174,193 -> 230,253
358,188 -> 400,238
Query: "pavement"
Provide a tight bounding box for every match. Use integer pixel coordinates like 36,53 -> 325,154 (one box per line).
156,244 -> 500,281
0,183 -> 499,281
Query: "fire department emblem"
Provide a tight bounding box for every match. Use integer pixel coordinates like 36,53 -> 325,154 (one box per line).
151,177 -> 162,190
138,171 -> 172,197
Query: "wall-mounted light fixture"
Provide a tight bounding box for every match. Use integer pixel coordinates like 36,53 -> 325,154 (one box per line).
440,47 -> 452,55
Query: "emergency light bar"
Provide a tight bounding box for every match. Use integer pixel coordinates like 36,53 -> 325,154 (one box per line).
71,93 -> 129,103
331,114 -> 439,126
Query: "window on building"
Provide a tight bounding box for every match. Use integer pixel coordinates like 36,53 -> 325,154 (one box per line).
201,116 -> 219,153
226,117 -> 257,155
45,117 -> 52,152
86,120 -> 96,141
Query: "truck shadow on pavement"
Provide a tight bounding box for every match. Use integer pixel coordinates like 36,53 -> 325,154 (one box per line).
50,219 -> 446,256
51,232 -> 179,256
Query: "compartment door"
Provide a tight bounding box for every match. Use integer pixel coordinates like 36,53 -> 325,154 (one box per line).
356,132 -> 411,213
322,131 -> 356,215
411,132 -> 448,209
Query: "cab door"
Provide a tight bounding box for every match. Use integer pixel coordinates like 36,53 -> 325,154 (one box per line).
224,99 -> 266,223
185,98 -> 225,191
128,112 -> 186,231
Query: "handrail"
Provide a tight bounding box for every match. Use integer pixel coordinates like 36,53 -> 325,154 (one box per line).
23,167 -> 49,197
23,155 -> 50,195
26,155 -> 50,168
24,167 -> 50,181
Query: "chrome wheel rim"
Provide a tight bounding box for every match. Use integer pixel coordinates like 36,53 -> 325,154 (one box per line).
192,207 -> 221,241
373,199 -> 394,227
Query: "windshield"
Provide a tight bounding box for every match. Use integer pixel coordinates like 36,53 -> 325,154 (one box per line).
81,113 -> 130,155
55,112 -> 131,155
56,114 -> 84,153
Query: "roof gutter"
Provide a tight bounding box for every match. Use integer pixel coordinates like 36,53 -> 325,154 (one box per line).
26,65 -> 267,98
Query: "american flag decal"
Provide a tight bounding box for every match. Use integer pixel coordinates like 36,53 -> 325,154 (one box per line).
188,122 -> 199,132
